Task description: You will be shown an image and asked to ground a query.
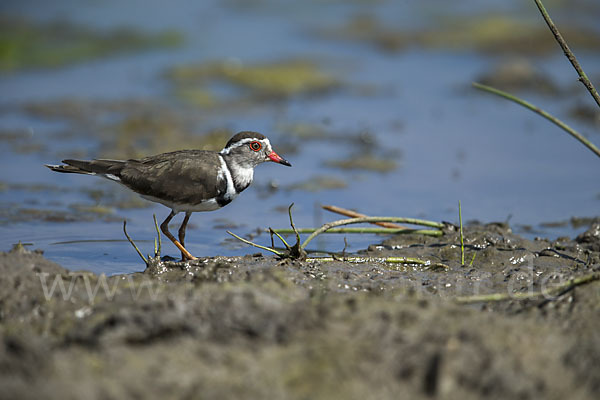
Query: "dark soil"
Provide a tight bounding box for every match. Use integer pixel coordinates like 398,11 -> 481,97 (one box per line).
1,222 -> 599,399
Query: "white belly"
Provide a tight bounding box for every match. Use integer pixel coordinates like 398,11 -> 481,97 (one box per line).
140,194 -> 234,213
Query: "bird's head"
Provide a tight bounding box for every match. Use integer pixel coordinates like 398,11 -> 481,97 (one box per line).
220,131 -> 291,168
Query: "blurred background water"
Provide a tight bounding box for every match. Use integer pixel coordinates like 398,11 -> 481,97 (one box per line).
1,0 -> 599,274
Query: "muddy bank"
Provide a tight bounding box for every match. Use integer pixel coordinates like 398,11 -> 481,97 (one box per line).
1,222 -> 599,399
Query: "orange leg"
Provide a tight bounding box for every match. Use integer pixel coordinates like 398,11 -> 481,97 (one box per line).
160,211 -> 197,261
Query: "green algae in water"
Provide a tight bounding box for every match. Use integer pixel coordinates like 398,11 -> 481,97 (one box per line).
0,16 -> 182,71
326,154 -> 396,173
475,59 -> 561,96
276,122 -> 333,140
0,128 -> 46,154
322,13 -> 600,55
20,96 -> 232,159
107,115 -> 233,158
288,175 -> 347,192
420,14 -> 600,55
0,206 -> 121,224
168,59 -> 340,103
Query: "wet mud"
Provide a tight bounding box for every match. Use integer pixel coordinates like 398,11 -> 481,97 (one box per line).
1,221 -> 599,399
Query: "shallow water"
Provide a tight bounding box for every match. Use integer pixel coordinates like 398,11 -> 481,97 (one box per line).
1,0 -> 599,274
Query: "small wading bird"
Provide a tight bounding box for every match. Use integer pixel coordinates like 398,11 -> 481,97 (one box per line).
46,131 -> 291,260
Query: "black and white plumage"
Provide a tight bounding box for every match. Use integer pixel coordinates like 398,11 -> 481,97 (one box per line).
46,131 -> 291,260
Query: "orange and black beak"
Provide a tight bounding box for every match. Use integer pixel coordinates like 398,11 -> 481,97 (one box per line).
267,151 -> 291,167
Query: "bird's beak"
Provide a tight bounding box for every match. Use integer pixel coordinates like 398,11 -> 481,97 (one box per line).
267,151 -> 292,167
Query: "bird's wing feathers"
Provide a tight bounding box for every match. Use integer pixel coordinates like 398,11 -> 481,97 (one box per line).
119,150 -> 226,204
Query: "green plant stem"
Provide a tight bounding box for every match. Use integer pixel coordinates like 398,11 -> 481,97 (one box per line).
459,200 -> 464,266
228,210 -> 445,259
469,253 -> 476,267
273,227 -> 442,236
123,220 -> 148,264
454,272 -> 599,304
269,228 -> 291,251
300,217 -> 445,250
226,230 -> 285,257
533,0 -> 600,108
288,203 -> 301,250
473,82 -> 600,158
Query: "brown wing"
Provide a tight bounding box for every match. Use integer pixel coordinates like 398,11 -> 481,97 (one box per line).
118,150 -> 227,205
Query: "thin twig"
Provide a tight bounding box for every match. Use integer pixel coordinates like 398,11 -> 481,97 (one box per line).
300,216 -> 445,251
469,252 -> 476,267
533,0 -> 600,108
341,237 -> 349,260
322,205 -> 407,229
123,220 -> 148,264
454,272 -> 599,304
227,204 -> 306,259
288,203 -> 301,250
286,203 -> 307,259
459,200 -> 465,266
226,230 -> 285,256
473,82 -> 600,158
273,227 -> 442,236
228,207 -> 444,259
269,227 -> 291,251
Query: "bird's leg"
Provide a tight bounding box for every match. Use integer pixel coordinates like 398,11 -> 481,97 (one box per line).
178,212 -> 192,259
160,211 -> 197,261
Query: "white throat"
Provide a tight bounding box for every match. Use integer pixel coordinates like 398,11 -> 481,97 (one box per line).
227,161 -> 254,191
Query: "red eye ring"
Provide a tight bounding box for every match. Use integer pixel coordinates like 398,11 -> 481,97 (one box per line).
249,141 -> 262,151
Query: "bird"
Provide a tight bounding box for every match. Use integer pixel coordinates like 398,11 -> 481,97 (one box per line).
46,131 -> 291,260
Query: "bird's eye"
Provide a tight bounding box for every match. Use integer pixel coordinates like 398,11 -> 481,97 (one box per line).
249,141 -> 262,151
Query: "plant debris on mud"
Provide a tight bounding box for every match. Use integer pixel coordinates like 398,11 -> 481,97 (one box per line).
1,221 -> 599,399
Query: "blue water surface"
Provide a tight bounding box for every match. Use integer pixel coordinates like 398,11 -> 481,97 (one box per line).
1,0 -> 598,274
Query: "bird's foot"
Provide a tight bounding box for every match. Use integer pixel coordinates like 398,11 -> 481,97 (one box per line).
172,240 -> 197,261
181,252 -> 197,261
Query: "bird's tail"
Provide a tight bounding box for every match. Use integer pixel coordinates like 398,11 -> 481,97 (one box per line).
45,159 -> 126,179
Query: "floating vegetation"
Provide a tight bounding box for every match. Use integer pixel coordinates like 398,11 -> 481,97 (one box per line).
275,122 -> 378,149
288,175 -> 347,192
106,113 -> 233,158
420,14 -> 600,55
321,13 -> 600,56
22,98 -> 156,124
0,206 -> 122,224
174,87 -> 219,108
326,154 -> 396,172
0,16 -> 182,71
0,128 -> 46,154
168,59 -> 341,104
568,104 -> 600,127
276,122 -> 332,140
20,97 -> 233,158
68,204 -> 115,216
475,59 -> 560,96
